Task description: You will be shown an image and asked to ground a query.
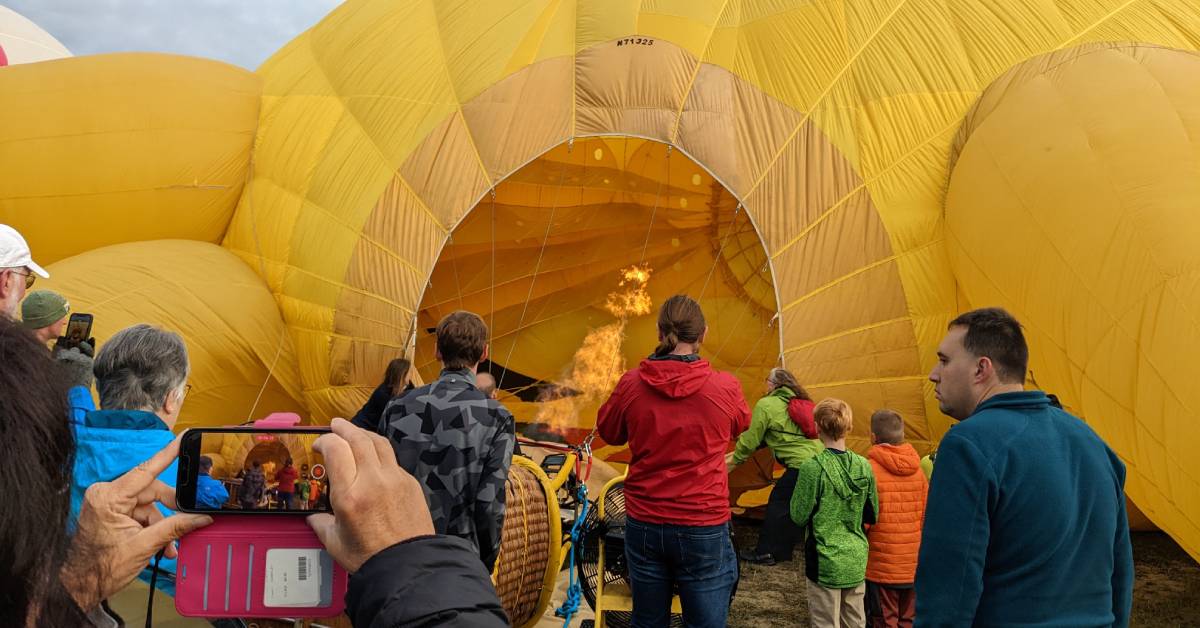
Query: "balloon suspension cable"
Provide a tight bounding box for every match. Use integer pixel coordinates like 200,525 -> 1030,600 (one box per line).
240,152 -> 290,422
497,153 -> 570,392
698,202 -> 743,301
637,144 -> 671,265
713,259 -> 773,364
489,187 -> 497,355
448,230 -> 465,310
732,310 -> 780,378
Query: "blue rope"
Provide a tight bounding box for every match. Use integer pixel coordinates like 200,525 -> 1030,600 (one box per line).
555,483 -> 590,626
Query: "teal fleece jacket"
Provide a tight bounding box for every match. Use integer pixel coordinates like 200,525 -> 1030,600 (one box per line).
791,448 -> 879,588
915,391 -> 1133,627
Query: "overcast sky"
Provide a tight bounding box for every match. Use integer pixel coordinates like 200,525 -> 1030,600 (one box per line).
6,0 -> 343,70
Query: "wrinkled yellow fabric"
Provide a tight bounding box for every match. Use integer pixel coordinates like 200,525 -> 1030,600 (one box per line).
2,0 -> 1199,559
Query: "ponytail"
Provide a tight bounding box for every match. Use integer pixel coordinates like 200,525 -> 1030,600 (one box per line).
654,295 -> 705,357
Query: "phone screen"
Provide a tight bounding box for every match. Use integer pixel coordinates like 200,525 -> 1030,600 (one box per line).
177,428 -> 331,514
63,313 -> 92,347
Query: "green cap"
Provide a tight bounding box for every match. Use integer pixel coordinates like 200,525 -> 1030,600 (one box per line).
21,290 -> 69,330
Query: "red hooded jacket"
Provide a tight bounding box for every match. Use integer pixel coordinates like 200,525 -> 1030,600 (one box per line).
597,356 -> 751,526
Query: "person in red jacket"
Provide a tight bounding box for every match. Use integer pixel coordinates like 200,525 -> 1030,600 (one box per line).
864,409 -> 928,628
275,457 -> 300,510
597,294 -> 751,627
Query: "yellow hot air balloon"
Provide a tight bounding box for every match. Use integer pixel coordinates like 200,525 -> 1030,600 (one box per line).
1,0 -> 1199,561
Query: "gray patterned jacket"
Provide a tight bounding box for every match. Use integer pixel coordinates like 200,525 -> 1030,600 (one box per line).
379,368 -> 516,571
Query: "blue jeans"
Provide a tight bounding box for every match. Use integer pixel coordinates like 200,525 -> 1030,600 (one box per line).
624,516 -> 738,628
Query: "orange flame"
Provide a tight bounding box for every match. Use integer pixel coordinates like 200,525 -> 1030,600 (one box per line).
536,265 -> 653,433
603,264 -> 652,318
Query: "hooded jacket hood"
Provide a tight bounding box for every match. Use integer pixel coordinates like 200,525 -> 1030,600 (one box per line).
816,450 -> 871,499
638,356 -> 713,399
868,442 -> 922,477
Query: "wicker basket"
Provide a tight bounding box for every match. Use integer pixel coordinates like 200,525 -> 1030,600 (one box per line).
493,458 -> 557,626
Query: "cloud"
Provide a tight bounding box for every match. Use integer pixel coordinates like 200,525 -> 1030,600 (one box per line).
4,0 -> 342,69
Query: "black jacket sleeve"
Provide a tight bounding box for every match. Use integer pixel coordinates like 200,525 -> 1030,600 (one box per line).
351,383 -> 393,432
346,535 -> 510,628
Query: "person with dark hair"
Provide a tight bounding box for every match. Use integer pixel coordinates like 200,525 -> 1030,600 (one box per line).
730,367 -> 821,566
195,455 -> 230,510
597,294 -> 751,627
71,323 -> 192,593
864,409 -> 927,628
379,310 -> 515,571
0,317 -> 211,626
918,307 -> 1133,626
351,357 -> 414,432
307,418 -> 508,627
240,460 -> 267,510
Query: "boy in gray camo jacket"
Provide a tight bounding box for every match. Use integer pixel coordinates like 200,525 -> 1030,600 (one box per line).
379,311 -> 516,572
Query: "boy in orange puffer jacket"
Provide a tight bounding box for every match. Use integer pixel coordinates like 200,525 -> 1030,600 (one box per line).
865,409 -> 928,628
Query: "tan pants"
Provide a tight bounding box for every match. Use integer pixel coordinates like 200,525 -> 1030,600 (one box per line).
806,579 -> 866,627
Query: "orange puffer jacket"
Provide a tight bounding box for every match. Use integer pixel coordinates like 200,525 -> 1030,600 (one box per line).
865,442 -> 928,584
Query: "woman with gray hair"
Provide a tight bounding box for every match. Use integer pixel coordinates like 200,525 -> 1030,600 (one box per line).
69,323 -> 191,594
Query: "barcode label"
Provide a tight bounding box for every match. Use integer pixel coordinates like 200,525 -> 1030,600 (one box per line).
264,549 -> 320,607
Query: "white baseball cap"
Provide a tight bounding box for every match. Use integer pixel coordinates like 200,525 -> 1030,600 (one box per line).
0,224 -> 49,278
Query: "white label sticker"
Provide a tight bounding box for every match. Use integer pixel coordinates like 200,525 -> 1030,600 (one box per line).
264,548 -> 321,607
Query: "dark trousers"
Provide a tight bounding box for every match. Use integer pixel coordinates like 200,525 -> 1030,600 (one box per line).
866,581 -> 916,628
754,467 -> 802,560
625,516 -> 738,628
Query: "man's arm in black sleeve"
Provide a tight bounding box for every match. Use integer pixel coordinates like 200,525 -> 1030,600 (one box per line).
347,535 -> 510,628
474,413 -> 516,572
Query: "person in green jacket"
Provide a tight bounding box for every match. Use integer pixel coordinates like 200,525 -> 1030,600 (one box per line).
791,398 -> 879,628
730,368 -> 822,565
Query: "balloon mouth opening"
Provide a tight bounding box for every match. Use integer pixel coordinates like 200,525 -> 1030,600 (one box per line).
413,137 -> 780,438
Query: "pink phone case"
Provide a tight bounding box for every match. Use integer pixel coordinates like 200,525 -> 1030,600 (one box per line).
175,414 -> 347,618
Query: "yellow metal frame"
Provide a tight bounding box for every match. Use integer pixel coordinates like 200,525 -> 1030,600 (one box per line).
592,474 -> 682,627
492,453 -> 578,628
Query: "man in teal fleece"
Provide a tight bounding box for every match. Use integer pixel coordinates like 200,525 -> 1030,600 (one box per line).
917,308 -> 1133,627
71,324 -> 190,595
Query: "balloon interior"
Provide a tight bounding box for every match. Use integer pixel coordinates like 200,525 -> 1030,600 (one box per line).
2,2 -> 1198,609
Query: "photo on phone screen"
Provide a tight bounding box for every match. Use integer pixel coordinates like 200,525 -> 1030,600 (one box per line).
62,313 -> 93,348
178,428 -> 330,514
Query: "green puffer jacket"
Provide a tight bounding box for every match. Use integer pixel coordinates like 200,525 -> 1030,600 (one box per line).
730,387 -> 823,469
791,448 -> 879,588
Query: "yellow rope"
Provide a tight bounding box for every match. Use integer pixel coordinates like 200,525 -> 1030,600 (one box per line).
513,468 -> 533,617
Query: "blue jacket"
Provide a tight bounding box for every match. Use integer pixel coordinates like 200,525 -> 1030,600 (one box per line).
71,409 -> 179,594
915,391 -> 1133,627
67,385 -> 96,424
196,472 -> 229,510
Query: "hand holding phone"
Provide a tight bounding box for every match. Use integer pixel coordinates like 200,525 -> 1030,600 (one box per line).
177,427 -> 332,514
306,418 -> 434,573
65,437 -> 212,609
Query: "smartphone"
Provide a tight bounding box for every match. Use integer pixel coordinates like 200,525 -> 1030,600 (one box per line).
177,427 -> 331,514
61,312 -> 93,348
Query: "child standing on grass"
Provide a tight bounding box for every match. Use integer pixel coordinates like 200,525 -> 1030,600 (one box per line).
791,398 -> 879,627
